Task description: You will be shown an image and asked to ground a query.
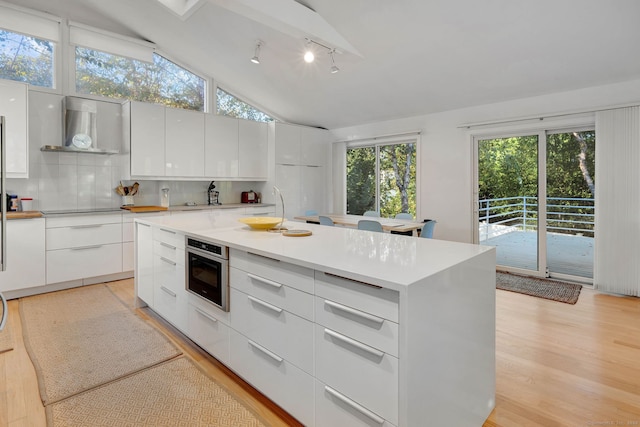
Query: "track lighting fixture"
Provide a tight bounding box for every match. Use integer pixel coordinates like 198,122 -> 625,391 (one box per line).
250,40 -> 262,64
304,38 -> 340,73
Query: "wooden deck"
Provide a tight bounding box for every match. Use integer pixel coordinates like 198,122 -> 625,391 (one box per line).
481,229 -> 594,279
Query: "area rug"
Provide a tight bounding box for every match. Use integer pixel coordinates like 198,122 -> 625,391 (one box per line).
0,324 -> 13,354
20,284 -> 182,405
497,272 -> 582,304
46,357 -> 267,427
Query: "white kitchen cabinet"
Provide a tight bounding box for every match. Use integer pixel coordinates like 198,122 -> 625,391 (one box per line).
124,211 -> 167,272
152,228 -> 187,332
165,107 -> 204,177
300,126 -> 329,167
135,222 -> 154,307
205,114 -> 239,178
276,163 -> 325,219
128,101 -> 165,177
0,218 -> 45,293
0,80 -> 29,178
274,122 -> 300,165
238,119 -> 267,179
273,122 -> 329,167
45,214 -> 123,284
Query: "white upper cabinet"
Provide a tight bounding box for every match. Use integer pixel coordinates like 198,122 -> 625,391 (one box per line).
129,101 -> 165,177
205,114 -> 239,178
165,107 -> 204,177
0,80 -> 29,178
274,122 -> 329,167
238,119 -> 267,179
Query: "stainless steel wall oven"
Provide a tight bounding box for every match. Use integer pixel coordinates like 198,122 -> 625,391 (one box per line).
185,236 -> 229,311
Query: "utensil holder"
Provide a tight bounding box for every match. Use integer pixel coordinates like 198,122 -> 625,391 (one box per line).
122,195 -> 134,206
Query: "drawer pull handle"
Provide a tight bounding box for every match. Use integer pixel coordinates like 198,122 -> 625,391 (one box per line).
70,224 -> 103,229
70,245 -> 102,251
160,256 -> 176,266
324,300 -> 384,326
194,307 -> 218,323
247,273 -> 283,289
138,223 -> 151,228
247,295 -> 283,315
247,252 -> 280,262
248,339 -> 283,364
160,228 -> 176,234
160,285 -> 176,298
324,386 -> 385,425
323,272 -> 382,289
324,328 -> 384,359
160,242 -> 176,250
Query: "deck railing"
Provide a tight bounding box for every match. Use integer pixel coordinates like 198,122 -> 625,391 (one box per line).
478,196 -> 595,241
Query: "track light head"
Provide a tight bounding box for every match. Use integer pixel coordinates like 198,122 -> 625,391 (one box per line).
329,49 -> 339,73
251,40 -> 262,64
303,38 -> 314,63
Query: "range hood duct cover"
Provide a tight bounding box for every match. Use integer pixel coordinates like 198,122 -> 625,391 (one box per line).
40,96 -> 118,155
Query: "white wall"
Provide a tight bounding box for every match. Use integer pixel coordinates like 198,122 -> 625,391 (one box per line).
330,78 -> 640,243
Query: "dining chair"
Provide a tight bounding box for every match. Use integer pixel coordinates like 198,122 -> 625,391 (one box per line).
395,212 -> 413,220
363,210 -> 379,217
420,220 -> 437,238
305,210 -> 318,216
318,215 -> 334,226
358,219 -> 383,233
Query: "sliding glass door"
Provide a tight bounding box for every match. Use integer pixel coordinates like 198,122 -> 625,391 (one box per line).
476,127 -> 595,281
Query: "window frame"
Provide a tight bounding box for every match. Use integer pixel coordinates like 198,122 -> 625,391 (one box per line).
215,85 -> 275,122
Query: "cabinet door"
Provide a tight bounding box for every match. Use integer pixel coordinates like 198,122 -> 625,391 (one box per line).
135,223 -> 154,307
300,127 -> 328,167
300,165 -> 325,218
274,122 -> 300,165
130,102 -> 165,177
0,219 -> 45,292
275,164 -> 301,220
0,80 -> 28,178
165,107 -> 205,177
205,114 -> 239,177
238,119 -> 267,179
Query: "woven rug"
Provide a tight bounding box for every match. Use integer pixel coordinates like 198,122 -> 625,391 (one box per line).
47,356 -> 267,427
497,272 -> 582,304
20,284 -> 182,405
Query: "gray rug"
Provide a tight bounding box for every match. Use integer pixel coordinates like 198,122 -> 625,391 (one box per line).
497,272 -> 582,304
20,284 -> 182,405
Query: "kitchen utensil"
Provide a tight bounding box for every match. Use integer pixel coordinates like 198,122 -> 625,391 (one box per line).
160,188 -> 170,207
130,182 -> 139,196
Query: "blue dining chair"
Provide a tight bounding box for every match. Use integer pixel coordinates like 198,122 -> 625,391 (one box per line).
395,212 -> 413,220
305,210 -> 318,216
363,210 -> 379,217
358,219 -> 383,233
318,215 -> 334,226
420,220 -> 437,238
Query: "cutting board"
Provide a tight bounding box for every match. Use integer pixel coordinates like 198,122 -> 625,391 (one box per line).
120,206 -> 168,212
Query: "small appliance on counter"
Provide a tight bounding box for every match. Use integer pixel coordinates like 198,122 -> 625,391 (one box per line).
207,181 -> 220,205
241,190 -> 258,203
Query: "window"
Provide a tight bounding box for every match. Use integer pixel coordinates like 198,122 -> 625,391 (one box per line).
216,88 -> 273,122
75,48 -> 206,111
0,29 -> 54,88
346,140 -> 417,217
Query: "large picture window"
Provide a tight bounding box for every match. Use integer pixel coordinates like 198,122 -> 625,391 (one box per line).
0,29 -> 54,88
347,140 -> 417,217
75,48 -> 206,111
216,88 -> 273,122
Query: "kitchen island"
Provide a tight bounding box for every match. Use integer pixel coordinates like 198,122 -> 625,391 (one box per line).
135,212 -> 496,427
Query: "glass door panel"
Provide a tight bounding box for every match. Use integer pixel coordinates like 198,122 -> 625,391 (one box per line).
478,135 -> 539,272
546,130 -> 595,279
346,146 -> 376,215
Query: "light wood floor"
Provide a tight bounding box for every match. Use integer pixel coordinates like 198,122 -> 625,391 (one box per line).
1,279 -> 639,426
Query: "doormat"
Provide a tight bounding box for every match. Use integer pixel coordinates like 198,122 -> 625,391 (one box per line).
496,272 -> 582,304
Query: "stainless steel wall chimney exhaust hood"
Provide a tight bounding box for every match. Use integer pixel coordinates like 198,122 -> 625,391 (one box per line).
41,97 -> 118,155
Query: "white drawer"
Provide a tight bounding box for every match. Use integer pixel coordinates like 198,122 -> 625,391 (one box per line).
315,380 -> 397,427
187,292 -> 231,326
153,255 -> 187,331
46,213 -> 122,228
230,267 -> 313,321
315,296 -> 399,358
46,243 -> 122,284
229,288 -> 313,374
186,299 -> 230,366
315,324 -> 399,425
229,329 -> 314,427
230,249 -> 313,294
315,271 -> 399,323
153,240 -> 184,265
152,226 -> 185,249
46,223 -> 122,250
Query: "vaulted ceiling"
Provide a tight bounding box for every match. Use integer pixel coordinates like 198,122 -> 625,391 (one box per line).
7,0 -> 640,129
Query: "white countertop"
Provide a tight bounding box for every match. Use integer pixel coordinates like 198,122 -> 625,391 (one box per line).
137,213 -> 494,290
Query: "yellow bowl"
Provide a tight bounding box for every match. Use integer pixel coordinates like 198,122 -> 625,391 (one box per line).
238,216 -> 283,230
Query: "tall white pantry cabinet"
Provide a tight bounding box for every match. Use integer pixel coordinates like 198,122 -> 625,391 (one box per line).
0,80 -> 29,178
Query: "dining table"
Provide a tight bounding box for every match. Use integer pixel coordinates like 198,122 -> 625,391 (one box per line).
293,213 -> 426,235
